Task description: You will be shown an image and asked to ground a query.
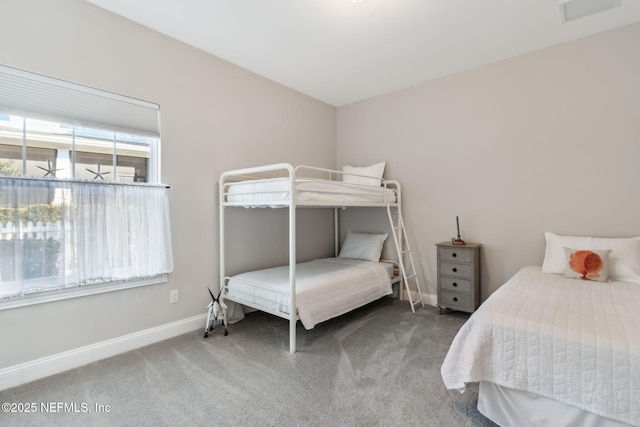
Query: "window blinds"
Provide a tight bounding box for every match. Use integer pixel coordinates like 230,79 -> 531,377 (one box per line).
0,64 -> 159,137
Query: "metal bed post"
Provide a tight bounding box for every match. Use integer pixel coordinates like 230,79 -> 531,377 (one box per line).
219,175 -> 226,309
288,164 -> 297,353
334,208 -> 340,257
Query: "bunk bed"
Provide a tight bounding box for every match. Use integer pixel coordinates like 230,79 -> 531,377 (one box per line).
217,163 -> 422,353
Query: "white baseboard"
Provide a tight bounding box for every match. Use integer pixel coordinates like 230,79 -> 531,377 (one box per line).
0,313 -> 207,391
402,290 -> 437,307
422,292 -> 438,306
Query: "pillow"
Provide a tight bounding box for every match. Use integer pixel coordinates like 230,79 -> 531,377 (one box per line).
562,248 -> 611,282
342,161 -> 386,187
542,232 -> 640,283
338,230 -> 388,262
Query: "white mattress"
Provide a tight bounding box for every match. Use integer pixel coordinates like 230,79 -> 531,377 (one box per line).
225,177 -> 396,207
225,257 -> 393,329
441,266 -> 640,426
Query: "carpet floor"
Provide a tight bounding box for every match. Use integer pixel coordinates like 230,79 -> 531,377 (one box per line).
0,298 -> 497,426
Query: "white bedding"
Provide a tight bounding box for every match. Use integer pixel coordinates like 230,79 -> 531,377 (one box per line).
225,177 -> 396,207
225,257 -> 393,329
441,266 -> 640,426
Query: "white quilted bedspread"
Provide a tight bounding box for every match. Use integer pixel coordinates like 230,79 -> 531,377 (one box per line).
441,266 -> 640,426
227,258 -> 392,329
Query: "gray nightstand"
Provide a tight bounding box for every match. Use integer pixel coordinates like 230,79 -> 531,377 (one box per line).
436,242 -> 481,314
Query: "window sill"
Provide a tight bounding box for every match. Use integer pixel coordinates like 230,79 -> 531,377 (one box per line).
0,275 -> 168,311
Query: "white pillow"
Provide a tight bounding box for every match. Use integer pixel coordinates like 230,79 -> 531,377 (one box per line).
342,161 -> 386,187
542,232 -> 640,283
338,230 -> 388,262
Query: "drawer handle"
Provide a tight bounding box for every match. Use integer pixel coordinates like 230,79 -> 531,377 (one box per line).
453,297 -> 458,302
452,267 -> 457,273
452,253 -> 457,257
453,282 -> 458,287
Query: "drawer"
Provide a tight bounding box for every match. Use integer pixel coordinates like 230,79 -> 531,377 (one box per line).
439,247 -> 471,263
439,291 -> 472,311
439,262 -> 471,278
440,276 -> 472,293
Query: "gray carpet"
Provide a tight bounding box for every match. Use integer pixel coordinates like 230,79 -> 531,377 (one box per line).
0,298 -> 496,426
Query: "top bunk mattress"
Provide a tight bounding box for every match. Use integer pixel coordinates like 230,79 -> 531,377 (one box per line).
224,177 -> 397,207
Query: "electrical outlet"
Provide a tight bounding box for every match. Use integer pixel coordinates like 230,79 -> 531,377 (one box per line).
170,289 -> 179,304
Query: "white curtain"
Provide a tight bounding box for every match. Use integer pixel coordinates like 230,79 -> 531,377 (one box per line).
0,177 -> 173,299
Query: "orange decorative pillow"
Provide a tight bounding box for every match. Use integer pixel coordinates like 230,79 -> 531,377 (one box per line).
563,248 -> 611,282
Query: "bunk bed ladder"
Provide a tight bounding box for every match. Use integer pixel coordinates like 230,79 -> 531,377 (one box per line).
387,205 -> 425,313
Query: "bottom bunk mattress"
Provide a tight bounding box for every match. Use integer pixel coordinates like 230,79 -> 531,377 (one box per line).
441,266 -> 640,426
225,257 -> 393,329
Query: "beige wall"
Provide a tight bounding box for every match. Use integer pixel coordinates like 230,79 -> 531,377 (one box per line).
337,23 -> 640,300
0,0 -> 336,369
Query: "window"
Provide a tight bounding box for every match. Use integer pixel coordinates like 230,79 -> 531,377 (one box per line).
0,116 -> 156,182
0,64 -> 172,308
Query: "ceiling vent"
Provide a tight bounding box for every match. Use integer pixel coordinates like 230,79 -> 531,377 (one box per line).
559,0 -> 622,23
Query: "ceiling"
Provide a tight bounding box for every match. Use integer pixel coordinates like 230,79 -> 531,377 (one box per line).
85,0 -> 640,106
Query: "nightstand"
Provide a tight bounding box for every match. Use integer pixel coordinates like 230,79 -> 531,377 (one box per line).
436,242 -> 481,314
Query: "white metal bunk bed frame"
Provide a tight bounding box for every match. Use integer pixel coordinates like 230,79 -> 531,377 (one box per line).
218,163 -> 424,353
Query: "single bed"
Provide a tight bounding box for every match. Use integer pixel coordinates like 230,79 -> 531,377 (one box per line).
441,233 -> 640,427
